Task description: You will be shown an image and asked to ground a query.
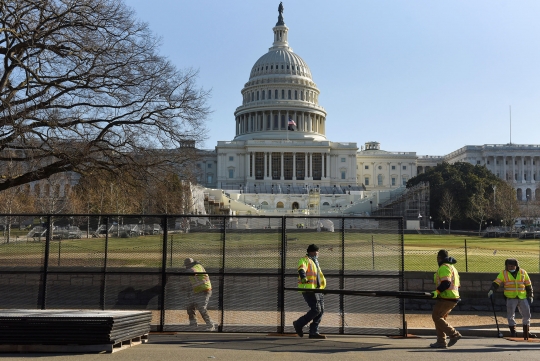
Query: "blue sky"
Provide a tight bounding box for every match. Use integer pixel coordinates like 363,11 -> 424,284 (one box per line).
126,0 -> 540,156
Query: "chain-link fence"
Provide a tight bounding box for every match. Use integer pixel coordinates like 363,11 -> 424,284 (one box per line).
0,214 -> 405,336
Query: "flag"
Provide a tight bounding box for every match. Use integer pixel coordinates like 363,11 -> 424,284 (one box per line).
288,118 -> 296,131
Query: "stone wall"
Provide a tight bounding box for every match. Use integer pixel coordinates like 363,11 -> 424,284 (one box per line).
405,271 -> 540,313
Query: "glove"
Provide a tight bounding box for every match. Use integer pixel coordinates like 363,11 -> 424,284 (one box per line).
487,290 -> 493,298
301,278 -> 308,284
431,290 -> 439,299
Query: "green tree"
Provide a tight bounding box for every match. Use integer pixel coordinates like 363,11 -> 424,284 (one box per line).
408,162 -> 515,230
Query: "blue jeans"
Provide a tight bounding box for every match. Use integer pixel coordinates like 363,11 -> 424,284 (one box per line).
296,292 -> 324,335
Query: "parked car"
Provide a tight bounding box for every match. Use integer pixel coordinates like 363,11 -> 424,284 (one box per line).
142,223 -> 163,235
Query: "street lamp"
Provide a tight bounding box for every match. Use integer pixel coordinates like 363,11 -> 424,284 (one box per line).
443,220 -> 445,233
429,216 -> 432,230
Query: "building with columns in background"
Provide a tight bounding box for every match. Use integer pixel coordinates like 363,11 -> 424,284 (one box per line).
194,5 -> 540,214
215,8 -> 358,194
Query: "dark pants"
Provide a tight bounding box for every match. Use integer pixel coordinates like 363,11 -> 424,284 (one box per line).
296,292 -> 324,335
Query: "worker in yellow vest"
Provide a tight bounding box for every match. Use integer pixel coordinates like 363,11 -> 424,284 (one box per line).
430,249 -> 462,348
488,258 -> 534,339
293,244 -> 327,339
184,258 -> 216,331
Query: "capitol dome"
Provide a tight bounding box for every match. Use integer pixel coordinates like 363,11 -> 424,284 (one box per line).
233,9 -> 327,141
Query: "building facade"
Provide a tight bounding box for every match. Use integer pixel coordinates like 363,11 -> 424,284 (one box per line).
196,6 -> 540,204
215,9 -> 358,192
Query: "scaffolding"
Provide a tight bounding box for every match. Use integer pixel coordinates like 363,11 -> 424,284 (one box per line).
372,182 -> 430,229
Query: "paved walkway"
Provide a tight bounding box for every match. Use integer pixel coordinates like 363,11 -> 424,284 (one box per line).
3,333 -> 540,361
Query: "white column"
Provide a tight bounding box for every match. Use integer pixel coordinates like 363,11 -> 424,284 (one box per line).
305,153 -> 308,179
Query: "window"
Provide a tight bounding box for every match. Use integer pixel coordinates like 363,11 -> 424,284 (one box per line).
207,163 -> 212,169
295,90 -> 298,99
402,165 -> 407,170
256,91 -> 259,100
207,175 -> 213,183
487,161 -> 490,164
391,165 -> 396,170
251,92 -> 254,101
364,165 -> 369,170
275,90 -> 278,99
402,177 -> 407,186
524,174 -> 527,181
341,171 -> 346,180
378,165 -> 382,170
282,89 -> 285,99
364,177 -> 369,186
268,90 -> 271,99
506,161 -> 508,165
288,90 -> 291,99
496,161 -> 499,165
341,158 -> 346,162
392,177 -> 396,186
228,169 -> 234,178
229,156 -> 234,161
262,91 -> 265,100
477,161 -> 481,165
378,174 -> 383,185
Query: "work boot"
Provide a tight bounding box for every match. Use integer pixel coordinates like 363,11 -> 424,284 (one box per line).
447,333 -> 462,347
308,333 -> 327,339
523,325 -> 529,340
293,321 -> 304,337
429,342 -> 447,348
509,326 -> 517,337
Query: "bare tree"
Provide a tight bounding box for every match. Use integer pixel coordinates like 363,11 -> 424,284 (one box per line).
439,190 -> 459,233
493,182 -> 520,234
466,188 -> 490,234
0,0 -> 210,192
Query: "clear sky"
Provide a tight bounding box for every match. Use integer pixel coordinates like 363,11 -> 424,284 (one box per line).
126,0 -> 540,156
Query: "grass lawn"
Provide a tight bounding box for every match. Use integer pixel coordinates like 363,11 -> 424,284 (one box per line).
0,232 -> 538,273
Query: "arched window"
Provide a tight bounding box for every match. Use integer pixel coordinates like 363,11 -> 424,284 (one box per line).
276,201 -> 284,208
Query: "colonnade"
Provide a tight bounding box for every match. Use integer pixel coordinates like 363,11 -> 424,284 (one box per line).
235,110 -> 325,135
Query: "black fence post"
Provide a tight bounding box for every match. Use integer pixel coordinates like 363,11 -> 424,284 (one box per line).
159,215 -> 168,332
400,217 -> 406,337
101,217 -> 109,310
371,235 -> 375,270
340,217 -> 345,334
464,239 -> 468,272
219,215 -> 226,332
41,215 -> 52,310
280,216 -> 286,334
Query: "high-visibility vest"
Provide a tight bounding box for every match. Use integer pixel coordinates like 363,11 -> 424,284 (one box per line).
298,256 -> 326,289
189,263 -> 212,293
434,263 -> 460,299
494,269 -> 530,299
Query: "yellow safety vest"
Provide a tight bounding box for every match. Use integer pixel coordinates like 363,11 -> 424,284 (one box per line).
494,269 -> 530,299
434,263 -> 460,299
189,263 -> 212,293
298,256 -> 326,289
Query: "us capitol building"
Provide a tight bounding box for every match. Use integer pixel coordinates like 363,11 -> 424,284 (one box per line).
194,5 -> 540,216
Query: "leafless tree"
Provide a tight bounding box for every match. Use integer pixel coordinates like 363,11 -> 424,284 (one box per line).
439,190 -> 459,233
493,182 -> 520,234
466,188 -> 490,234
0,0 -> 210,192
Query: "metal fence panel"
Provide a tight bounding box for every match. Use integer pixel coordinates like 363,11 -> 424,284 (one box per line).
0,214 -> 404,335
